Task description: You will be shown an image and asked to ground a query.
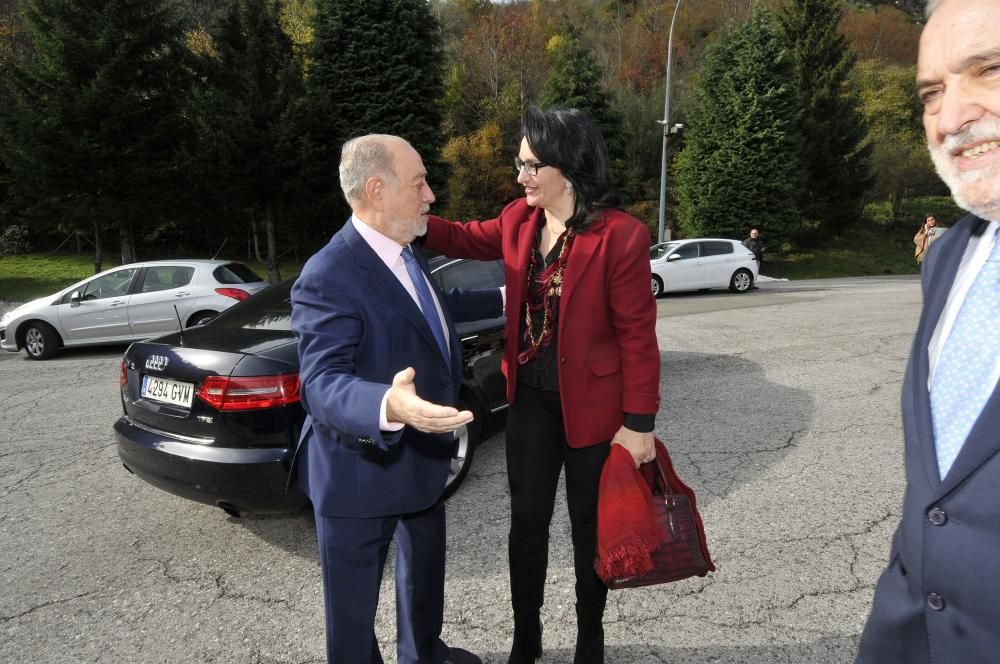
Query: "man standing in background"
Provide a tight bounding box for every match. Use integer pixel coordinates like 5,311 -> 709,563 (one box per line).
742,227 -> 764,273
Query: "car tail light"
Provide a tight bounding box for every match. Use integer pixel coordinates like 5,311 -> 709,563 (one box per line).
215,287 -> 251,301
197,373 -> 300,411
120,360 -> 127,388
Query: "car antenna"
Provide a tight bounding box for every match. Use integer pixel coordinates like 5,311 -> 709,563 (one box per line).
173,304 -> 185,347
211,237 -> 228,260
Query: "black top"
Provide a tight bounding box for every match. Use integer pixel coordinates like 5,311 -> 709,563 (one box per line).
517,236 -> 563,392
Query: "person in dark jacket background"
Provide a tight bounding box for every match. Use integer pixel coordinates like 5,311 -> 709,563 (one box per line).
742,227 -> 764,273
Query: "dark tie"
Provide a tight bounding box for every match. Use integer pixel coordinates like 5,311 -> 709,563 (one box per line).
401,246 -> 450,367
930,230 -> 1000,478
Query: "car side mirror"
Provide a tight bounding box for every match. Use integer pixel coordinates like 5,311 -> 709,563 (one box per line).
70,291 -> 81,305
667,254 -> 682,262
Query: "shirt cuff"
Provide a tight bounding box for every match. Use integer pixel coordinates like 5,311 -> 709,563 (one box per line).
623,412 -> 655,433
380,388 -> 405,432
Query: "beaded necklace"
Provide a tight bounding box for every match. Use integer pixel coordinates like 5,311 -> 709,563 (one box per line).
518,222 -> 575,365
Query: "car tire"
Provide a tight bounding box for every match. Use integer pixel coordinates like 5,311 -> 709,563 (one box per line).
443,393 -> 483,499
187,311 -> 217,327
729,268 -> 754,293
23,321 -> 60,360
651,275 -> 664,298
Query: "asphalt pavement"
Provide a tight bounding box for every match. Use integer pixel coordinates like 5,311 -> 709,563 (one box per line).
0,275 -> 921,663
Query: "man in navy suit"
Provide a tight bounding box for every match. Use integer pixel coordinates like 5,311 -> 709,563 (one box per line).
856,0 -> 1000,661
291,134 -> 500,664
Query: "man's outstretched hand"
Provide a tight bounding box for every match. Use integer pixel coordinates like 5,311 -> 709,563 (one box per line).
386,367 -> 473,433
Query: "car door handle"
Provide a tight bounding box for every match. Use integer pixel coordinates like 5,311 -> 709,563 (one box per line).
174,291 -> 190,297
109,300 -> 126,306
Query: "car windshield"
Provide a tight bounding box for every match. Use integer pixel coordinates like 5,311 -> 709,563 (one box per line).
650,242 -> 680,260
214,262 -> 265,284
212,280 -> 294,331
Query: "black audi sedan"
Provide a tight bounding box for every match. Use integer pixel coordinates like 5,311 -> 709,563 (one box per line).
115,257 -> 507,517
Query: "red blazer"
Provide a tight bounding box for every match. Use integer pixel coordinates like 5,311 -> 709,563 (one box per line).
425,198 -> 661,447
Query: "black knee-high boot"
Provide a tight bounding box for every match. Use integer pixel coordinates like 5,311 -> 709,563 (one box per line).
507,533 -> 545,663
572,534 -> 607,664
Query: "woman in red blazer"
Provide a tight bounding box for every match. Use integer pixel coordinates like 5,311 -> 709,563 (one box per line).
424,107 -> 661,664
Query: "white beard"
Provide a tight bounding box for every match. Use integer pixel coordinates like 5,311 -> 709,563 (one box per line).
928,118 -> 1000,222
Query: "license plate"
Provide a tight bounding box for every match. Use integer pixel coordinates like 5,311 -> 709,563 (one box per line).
142,375 -> 194,408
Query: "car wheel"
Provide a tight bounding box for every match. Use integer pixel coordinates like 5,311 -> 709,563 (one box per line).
729,268 -> 754,293
187,311 -> 216,327
651,275 -> 664,298
23,321 -> 60,360
443,393 -> 483,499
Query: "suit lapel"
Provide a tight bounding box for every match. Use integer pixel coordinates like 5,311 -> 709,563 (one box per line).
908,222 -> 972,489
343,222 -> 452,370
561,215 -> 607,308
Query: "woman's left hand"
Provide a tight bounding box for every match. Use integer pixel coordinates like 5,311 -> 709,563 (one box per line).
612,426 -> 656,468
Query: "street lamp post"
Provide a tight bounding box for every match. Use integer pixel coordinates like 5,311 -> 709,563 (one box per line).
657,0 -> 682,244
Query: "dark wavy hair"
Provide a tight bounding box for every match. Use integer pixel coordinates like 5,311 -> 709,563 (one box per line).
522,106 -> 620,231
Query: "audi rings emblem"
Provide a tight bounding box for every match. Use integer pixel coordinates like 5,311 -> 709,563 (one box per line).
145,355 -> 169,372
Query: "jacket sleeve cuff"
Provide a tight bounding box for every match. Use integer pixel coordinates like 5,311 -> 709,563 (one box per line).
623,412 -> 655,433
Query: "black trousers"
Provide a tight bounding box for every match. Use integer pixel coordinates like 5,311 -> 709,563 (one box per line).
506,382 -> 610,661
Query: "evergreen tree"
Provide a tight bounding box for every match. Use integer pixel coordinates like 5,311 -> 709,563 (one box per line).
778,0 -> 872,234
184,0 -> 305,282
0,0 -> 191,269
538,27 -> 622,161
674,9 -> 803,245
302,0 -> 447,233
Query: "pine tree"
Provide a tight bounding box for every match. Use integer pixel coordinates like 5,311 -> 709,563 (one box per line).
777,0 -> 872,234
184,0 -> 305,282
0,0 -> 191,269
673,9 -> 803,245
538,27 -> 622,162
301,0 -> 447,228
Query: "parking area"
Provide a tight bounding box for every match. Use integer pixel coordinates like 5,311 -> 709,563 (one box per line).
0,276 -> 920,663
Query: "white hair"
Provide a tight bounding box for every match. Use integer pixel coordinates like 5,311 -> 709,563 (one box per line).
338,135 -> 406,203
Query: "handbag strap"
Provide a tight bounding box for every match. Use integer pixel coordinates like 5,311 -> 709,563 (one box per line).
652,455 -> 675,505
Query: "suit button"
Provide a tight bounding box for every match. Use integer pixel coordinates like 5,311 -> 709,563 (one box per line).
927,507 -> 947,526
560,357 -> 566,363
927,593 -> 945,611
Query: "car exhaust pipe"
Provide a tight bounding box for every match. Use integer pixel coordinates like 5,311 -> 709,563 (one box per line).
217,501 -> 242,519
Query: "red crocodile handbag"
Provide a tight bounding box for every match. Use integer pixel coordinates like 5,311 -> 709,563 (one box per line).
603,439 -> 716,589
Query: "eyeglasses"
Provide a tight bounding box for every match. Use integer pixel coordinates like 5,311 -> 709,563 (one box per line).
514,157 -> 549,177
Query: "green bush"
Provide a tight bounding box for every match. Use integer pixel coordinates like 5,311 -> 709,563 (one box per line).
0,225 -> 31,255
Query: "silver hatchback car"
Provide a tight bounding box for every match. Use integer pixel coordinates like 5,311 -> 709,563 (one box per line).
0,259 -> 267,360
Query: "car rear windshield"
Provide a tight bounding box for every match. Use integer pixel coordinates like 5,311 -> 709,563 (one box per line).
214,263 -> 265,284
213,282 -> 293,331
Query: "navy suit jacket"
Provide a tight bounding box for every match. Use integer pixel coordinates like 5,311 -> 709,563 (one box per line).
289,220 -> 502,518
856,214 -> 1000,663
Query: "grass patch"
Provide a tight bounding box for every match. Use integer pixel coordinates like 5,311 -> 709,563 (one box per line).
0,253 -> 303,303
766,224 -> 921,280
0,254 -> 121,302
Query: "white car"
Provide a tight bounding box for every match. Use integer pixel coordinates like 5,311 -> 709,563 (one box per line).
649,238 -> 758,296
0,259 -> 268,360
